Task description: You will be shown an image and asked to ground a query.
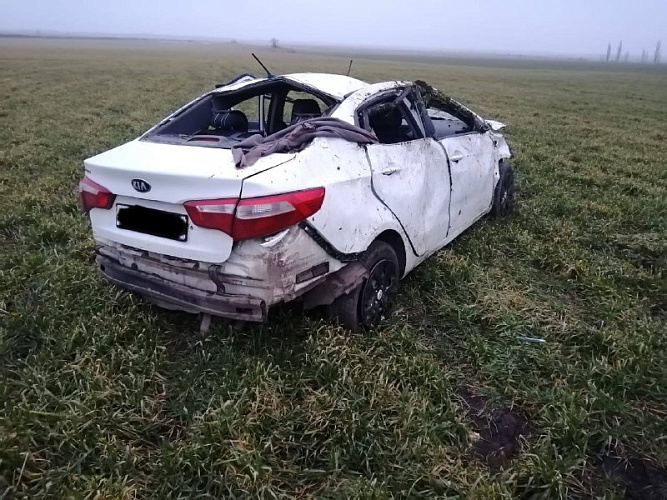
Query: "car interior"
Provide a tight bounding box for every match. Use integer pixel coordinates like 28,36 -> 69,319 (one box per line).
143,80 -> 333,148
359,88 -> 477,144
286,97 -> 323,126
427,108 -> 473,139
144,79 -> 479,149
360,95 -> 423,145
368,105 -> 416,144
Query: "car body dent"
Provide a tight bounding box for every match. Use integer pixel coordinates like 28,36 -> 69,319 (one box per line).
139,73 -> 366,139
491,131 -> 512,159
331,81 -> 408,124
365,137 -> 451,256
240,137 -> 412,263
97,223 -> 344,314
91,196 -> 235,263
213,73 -> 368,101
279,73 -> 368,100
438,132 -> 498,237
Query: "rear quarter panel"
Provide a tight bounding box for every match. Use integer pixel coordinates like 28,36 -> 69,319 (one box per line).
240,138 -> 413,265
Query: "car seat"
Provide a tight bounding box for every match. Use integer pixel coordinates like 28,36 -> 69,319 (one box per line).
290,99 -> 321,125
210,110 -> 249,134
369,106 -> 409,144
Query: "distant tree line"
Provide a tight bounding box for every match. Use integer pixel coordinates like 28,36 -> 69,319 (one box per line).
605,40 -> 661,64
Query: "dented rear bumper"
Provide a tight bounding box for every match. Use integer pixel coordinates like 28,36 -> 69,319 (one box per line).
93,224 -> 353,322
97,254 -> 267,321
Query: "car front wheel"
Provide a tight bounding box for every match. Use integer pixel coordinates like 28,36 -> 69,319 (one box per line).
329,241 -> 400,332
491,161 -> 515,217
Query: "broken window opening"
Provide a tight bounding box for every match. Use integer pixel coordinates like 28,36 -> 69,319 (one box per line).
281,91 -> 328,129
359,90 -> 425,145
415,80 -> 484,140
427,107 -> 472,138
142,79 -> 336,149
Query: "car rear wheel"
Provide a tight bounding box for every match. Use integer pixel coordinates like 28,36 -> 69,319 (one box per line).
329,241 -> 400,332
491,161 -> 515,218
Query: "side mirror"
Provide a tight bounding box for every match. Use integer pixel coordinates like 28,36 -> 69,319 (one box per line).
486,120 -> 506,131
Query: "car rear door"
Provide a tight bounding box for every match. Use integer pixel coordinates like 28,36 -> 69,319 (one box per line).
361,90 -> 451,256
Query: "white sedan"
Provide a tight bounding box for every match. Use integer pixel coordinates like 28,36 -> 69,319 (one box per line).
80,72 -> 514,330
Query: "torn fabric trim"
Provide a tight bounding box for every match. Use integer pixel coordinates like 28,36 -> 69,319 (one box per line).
232,117 -> 378,168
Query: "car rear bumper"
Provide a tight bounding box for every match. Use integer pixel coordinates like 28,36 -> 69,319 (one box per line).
97,255 -> 267,322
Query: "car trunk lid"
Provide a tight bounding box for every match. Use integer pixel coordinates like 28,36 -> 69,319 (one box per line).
84,139 -> 294,202
84,140 -> 295,263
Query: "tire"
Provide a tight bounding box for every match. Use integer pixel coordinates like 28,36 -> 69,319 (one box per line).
329,241 -> 400,332
491,162 -> 515,218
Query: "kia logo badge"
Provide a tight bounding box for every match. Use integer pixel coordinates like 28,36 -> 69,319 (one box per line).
131,179 -> 151,193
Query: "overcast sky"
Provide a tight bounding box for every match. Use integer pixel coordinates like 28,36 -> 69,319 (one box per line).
1,0 -> 665,57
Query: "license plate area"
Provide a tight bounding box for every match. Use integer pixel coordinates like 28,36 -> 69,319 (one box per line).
116,204 -> 188,241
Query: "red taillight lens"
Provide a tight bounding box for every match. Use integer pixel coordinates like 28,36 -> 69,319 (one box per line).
79,176 -> 115,212
184,187 -> 325,241
184,198 -> 237,235
234,187 -> 325,240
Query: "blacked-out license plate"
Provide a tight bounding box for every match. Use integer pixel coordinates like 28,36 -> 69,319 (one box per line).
116,204 -> 188,242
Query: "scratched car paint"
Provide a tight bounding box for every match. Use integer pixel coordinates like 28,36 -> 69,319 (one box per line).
80,72 -> 514,330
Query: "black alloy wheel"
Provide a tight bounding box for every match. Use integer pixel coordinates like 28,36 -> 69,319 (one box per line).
359,258 -> 399,329
329,241 -> 400,331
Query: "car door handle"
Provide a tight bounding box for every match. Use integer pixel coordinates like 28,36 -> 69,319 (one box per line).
381,167 -> 400,176
450,152 -> 464,163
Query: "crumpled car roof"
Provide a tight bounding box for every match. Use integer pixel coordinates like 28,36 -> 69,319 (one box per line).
215,73 -> 369,100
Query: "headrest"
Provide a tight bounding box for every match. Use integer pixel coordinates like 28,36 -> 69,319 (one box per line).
290,99 -> 321,124
369,106 -> 403,132
211,109 -> 249,132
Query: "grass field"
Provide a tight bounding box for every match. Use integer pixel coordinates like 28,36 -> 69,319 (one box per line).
1,38 -> 666,498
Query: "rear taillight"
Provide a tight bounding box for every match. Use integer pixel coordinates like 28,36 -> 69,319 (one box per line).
234,188 -> 325,240
184,187 -> 325,241
79,176 -> 115,212
183,198 -> 237,235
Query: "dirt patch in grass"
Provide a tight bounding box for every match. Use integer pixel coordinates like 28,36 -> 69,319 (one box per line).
458,387 -> 531,468
600,452 -> 667,500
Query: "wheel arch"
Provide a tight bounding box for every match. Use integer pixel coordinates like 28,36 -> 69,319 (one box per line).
375,229 -> 407,277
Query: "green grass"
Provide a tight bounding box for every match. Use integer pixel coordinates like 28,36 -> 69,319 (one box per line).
1,38 -> 666,498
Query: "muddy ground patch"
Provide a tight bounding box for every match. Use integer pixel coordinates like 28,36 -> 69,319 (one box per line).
458,387 -> 531,468
599,451 -> 667,499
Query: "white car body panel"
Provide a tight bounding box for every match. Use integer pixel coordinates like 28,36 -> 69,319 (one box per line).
241,138 -> 411,259
365,138 -> 451,256
278,73 -> 368,100
438,133 -> 498,237
486,120 -> 506,131
84,139 -> 296,202
82,72 -> 512,322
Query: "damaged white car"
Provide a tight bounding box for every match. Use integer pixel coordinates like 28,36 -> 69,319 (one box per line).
80,72 -> 514,330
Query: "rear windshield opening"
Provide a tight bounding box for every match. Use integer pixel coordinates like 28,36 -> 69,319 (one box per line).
142,79 -> 335,149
